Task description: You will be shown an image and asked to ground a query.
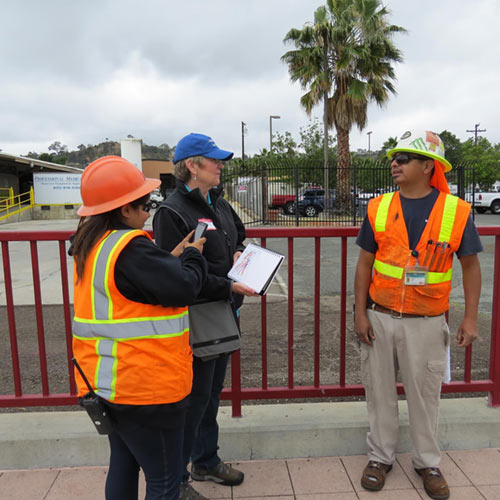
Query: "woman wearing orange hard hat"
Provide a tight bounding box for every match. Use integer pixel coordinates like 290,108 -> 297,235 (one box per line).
71,156 -> 208,500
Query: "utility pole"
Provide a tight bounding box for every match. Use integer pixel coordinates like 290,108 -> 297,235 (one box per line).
241,121 -> 246,163
466,123 -> 486,145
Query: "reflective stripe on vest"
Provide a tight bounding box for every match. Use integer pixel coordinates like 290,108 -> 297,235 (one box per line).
439,195 -> 458,242
374,192 -> 395,232
74,230 -> 189,401
373,193 -> 458,284
95,339 -> 116,400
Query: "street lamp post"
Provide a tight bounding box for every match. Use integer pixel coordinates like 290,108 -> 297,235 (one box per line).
241,121 -> 246,163
269,115 -> 280,152
264,115 -> 280,223
367,131 -> 372,152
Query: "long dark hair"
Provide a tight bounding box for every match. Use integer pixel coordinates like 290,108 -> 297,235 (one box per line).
73,194 -> 149,282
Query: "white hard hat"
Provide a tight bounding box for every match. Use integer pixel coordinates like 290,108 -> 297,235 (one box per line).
387,130 -> 452,172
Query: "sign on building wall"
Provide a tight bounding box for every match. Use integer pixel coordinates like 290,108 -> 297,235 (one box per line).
33,173 -> 82,205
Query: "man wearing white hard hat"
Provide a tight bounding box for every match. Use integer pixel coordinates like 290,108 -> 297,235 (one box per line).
354,130 -> 482,500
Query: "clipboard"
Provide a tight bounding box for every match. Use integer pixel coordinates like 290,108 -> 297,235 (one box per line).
228,243 -> 285,295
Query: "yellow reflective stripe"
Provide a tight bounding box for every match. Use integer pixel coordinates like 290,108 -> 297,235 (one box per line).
73,328 -> 189,342
74,310 -> 188,324
94,340 -> 101,390
104,231 -> 132,319
374,260 -> 452,284
90,235 -> 111,320
438,195 -> 458,242
374,258 -> 403,279
374,192 -> 395,232
427,268 -> 453,284
110,341 -> 118,401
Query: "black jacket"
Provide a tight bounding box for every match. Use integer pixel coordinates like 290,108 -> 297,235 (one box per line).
153,181 -> 246,305
69,223 -> 208,307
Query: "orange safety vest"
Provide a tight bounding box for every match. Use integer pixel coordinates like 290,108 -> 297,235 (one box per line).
72,229 -> 192,405
367,191 -> 471,316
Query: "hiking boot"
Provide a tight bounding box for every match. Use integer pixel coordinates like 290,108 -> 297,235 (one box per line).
360,460 -> 393,491
415,467 -> 450,500
178,481 -> 209,500
191,461 -> 244,486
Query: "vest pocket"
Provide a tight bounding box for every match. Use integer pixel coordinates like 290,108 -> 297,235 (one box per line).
413,283 -> 449,300
422,360 -> 446,398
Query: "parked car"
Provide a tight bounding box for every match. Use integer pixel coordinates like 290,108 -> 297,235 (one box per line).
269,186 -> 323,215
149,189 -> 164,209
268,186 -> 324,215
472,191 -> 500,214
269,193 -> 298,214
296,189 -> 336,217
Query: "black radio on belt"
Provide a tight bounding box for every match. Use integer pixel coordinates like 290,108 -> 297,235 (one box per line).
72,358 -> 115,435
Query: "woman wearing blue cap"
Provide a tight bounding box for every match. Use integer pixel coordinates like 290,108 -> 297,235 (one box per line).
153,133 -> 257,500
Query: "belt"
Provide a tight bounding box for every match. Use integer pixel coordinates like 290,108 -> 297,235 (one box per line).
369,303 -> 428,319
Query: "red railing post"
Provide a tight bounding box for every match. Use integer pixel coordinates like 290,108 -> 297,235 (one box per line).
287,237 -> 294,389
30,240 -> 50,396
339,236 -> 347,387
313,237 -> 321,387
59,240 -> 77,394
2,241 -> 22,396
230,349 -> 242,417
489,235 -> 500,406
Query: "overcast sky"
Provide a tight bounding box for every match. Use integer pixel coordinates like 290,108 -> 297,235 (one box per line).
1,0 -> 499,160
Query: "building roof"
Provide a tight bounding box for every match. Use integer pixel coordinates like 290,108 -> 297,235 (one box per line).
0,152 -> 83,173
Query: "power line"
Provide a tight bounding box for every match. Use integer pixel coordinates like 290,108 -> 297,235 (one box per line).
466,123 -> 486,145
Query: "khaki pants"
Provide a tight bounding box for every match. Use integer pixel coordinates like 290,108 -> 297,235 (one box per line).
361,309 -> 449,468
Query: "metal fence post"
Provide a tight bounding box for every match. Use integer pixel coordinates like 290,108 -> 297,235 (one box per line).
489,235 -> 500,406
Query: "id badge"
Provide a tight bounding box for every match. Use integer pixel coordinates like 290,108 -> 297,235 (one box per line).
404,265 -> 428,286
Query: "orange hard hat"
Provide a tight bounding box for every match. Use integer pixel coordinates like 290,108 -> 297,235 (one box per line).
78,156 -> 161,216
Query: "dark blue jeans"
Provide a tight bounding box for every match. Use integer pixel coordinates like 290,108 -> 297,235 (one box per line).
182,354 -> 229,481
105,402 -> 186,500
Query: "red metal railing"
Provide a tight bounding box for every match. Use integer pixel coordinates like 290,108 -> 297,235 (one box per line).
1,227 -> 500,416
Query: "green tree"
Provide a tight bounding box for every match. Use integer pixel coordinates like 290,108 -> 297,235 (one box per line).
299,119 -> 336,159
439,130 -> 462,167
377,136 -> 398,161
38,153 -> 53,162
282,0 -> 405,210
462,137 -> 500,189
48,141 -> 68,156
271,131 -> 298,156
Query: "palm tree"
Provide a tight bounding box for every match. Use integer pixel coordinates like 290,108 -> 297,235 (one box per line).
282,0 -> 405,210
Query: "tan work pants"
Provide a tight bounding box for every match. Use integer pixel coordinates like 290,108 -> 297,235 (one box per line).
361,309 -> 449,468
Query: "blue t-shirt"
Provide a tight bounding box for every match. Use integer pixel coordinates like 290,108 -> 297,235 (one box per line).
356,188 -> 483,258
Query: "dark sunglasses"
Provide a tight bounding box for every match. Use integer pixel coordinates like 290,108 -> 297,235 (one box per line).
141,202 -> 153,213
391,153 -> 431,165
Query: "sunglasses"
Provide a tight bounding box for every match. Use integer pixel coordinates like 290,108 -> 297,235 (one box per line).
391,153 -> 431,165
141,202 -> 153,213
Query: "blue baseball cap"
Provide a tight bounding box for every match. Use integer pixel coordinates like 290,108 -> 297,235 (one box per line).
173,133 -> 234,163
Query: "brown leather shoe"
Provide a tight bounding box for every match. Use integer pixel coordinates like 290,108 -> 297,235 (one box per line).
360,460 -> 393,491
415,467 -> 450,500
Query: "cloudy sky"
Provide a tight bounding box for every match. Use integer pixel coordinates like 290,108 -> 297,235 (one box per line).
1,0 -> 499,159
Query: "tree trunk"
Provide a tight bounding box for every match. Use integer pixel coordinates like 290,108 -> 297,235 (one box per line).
336,126 -> 351,213
323,91 -> 329,197
322,43 -> 329,201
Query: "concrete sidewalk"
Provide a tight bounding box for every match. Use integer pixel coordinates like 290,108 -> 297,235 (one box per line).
2,449 -> 500,499
3,399 -> 500,471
